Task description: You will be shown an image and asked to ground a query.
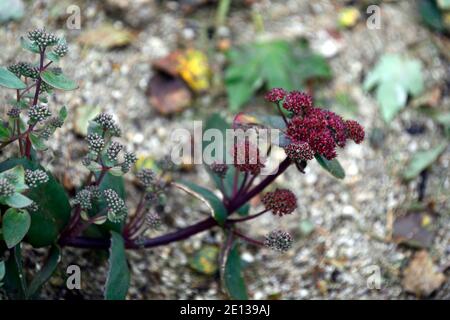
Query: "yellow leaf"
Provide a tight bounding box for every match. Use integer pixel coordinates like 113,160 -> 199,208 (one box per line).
177,49 -> 211,92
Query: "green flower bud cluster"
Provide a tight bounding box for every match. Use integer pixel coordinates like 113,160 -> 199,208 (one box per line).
25,169 -> 49,188
0,178 -> 15,197
93,113 -> 121,137
104,189 -> 127,223
137,169 -> 156,187
53,42 -> 68,57
28,28 -> 59,48
86,133 -> 105,153
28,104 -> 51,124
7,107 -> 21,118
106,142 -> 123,161
121,152 -> 137,173
8,62 -> 39,79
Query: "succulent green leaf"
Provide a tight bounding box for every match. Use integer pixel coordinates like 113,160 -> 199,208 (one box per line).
105,231 -> 130,300
41,70 -> 78,91
27,245 -> 60,298
2,208 -> 31,248
30,133 -> 47,151
176,180 -> 228,226
4,193 -> 33,209
0,159 -> 71,247
20,36 -> 40,54
223,243 -> 248,300
315,154 -> 346,179
3,245 -> 27,299
0,67 -> 27,89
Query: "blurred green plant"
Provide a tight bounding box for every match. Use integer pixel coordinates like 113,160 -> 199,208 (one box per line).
364,54 -> 424,122
225,39 -> 331,111
419,0 -> 450,33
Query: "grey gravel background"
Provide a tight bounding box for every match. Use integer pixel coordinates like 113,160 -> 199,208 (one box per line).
0,0 -> 449,299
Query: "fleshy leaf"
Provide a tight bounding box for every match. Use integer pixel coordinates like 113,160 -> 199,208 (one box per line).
222,243 -> 248,300
26,245 -> 61,298
41,70 -> 78,91
2,208 -> 31,248
174,181 -> 228,226
315,154 -> 346,179
0,67 -> 27,90
105,231 -> 130,300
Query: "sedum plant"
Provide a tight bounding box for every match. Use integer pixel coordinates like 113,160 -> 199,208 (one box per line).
0,30 -> 364,300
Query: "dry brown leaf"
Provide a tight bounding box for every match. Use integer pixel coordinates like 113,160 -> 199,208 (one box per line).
147,73 -> 192,115
78,24 -> 136,49
402,250 -> 446,297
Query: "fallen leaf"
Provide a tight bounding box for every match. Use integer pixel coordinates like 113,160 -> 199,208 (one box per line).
147,73 -> 192,115
78,24 -> 136,49
177,49 -> 210,92
189,245 -> 220,275
392,211 -> 436,248
402,250 -> 445,297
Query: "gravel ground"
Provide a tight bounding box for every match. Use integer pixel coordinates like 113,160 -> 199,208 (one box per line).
0,0 -> 449,300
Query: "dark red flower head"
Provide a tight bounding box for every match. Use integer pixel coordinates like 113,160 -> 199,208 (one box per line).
284,142 -> 314,161
232,140 -> 265,175
287,108 -> 338,160
265,88 -> 287,103
283,91 -> 313,115
262,188 -> 297,216
345,120 -> 365,144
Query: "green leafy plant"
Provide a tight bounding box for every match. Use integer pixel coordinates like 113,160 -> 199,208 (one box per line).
364,54 -> 424,122
0,30 -> 365,300
225,39 -> 331,111
419,0 -> 450,33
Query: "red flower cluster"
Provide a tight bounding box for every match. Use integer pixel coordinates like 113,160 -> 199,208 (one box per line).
264,88 -> 287,103
283,91 -> 313,115
286,106 -> 365,160
232,140 -> 265,175
284,142 -> 314,161
262,189 -> 297,216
